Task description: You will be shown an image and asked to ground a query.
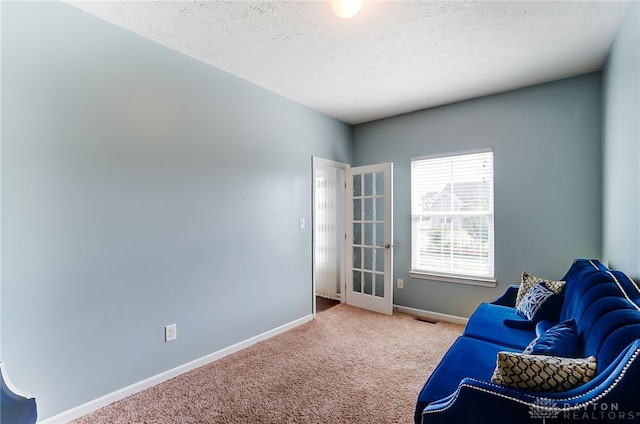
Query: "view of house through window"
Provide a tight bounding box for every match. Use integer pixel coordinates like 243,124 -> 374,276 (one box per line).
411,150 -> 494,280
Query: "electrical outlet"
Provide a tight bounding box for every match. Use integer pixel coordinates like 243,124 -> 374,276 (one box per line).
397,279 -> 404,289
165,324 -> 177,342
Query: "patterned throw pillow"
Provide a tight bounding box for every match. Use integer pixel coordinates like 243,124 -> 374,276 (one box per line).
515,271 -> 566,305
491,352 -> 597,392
516,283 -> 555,321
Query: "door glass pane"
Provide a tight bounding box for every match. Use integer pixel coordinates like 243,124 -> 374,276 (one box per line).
353,270 -> 362,293
353,247 -> 362,269
364,173 -> 373,196
375,197 -> 384,221
364,272 -> 373,295
353,223 -> 362,245
375,172 -> 384,195
353,198 -> 362,220
364,198 -> 373,221
353,174 -> 362,197
376,223 -> 384,247
375,248 -> 385,272
364,223 -> 373,246
363,247 -> 372,270
374,274 -> 384,298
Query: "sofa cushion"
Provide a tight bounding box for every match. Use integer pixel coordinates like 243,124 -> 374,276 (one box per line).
515,272 -> 565,305
523,319 -> 578,357
462,303 -> 536,349
416,336 -> 520,408
491,352 -> 597,392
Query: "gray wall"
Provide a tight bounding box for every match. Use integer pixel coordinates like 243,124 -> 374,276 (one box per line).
603,2 -> 640,279
353,74 -> 603,318
1,2 -> 351,419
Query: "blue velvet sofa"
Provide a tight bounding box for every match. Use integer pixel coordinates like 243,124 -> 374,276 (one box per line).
414,259 -> 640,424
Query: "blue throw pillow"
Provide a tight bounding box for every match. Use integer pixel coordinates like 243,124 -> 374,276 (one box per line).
535,320 -> 555,336
516,282 -> 555,320
523,319 -> 579,357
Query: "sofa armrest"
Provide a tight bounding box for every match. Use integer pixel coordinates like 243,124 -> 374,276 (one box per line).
420,378 -> 536,424
420,341 -> 640,424
1,361 -> 37,424
489,285 -> 519,307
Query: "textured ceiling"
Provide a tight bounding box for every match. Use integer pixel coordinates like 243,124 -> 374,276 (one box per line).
67,1 -> 630,124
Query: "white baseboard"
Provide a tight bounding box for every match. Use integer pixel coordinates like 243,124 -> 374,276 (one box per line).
393,304 -> 469,326
39,314 -> 314,424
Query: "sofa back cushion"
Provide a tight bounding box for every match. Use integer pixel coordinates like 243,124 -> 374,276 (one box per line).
572,285 -> 630,325
561,271 -> 616,323
562,269 -> 640,371
560,259 -> 608,283
586,311 -> 640,369
610,270 -> 640,304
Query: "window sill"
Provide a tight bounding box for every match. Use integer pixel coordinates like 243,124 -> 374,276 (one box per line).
409,271 -> 497,288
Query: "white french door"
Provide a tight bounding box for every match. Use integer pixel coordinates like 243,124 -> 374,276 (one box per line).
346,163 -> 393,315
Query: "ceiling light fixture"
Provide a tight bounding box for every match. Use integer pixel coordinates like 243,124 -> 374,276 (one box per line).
332,0 -> 362,19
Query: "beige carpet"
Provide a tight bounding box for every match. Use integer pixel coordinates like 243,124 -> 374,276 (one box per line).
72,304 -> 463,423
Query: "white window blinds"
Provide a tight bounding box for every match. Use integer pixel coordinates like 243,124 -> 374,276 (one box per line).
411,150 -> 494,280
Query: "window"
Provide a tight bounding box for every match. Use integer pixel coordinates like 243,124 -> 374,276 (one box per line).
410,150 -> 494,282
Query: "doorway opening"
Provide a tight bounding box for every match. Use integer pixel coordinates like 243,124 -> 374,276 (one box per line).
312,157 -> 348,316
315,296 -> 341,313
312,157 -> 394,316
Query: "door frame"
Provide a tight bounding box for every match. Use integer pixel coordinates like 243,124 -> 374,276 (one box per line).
312,157 -> 349,317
